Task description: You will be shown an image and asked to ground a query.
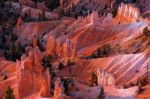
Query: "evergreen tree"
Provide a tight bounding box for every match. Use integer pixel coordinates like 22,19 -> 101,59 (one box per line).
58,62 -> 64,70
7,40 -> 22,61
11,32 -> 17,41
23,10 -> 31,21
3,74 -> 8,80
5,86 -> 15,99
67,58 -> 74,66
10,42 -> 17,61
143,27 -> 150,36
38,12 -> 42,21
91,72 -> 98,86
24,12 -> 28,21
45,0 -> 60,11
38,10 -> 46,21
137,79 -> 143,94
15,41 -> 22,59
98,87 -> 105,99
33,0 -> 38,6
41,10 -> 46,20
28,10 -> 31,20
42,55 -> 53,69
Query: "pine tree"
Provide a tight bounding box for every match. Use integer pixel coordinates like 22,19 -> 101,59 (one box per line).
137,80 -> 143,94
38,12 -> 42,21
28,10 -> 31,20
11,32 -> 18,41
98,87 -> 105,99
45,0 -> 60,11
41,10 -> 46,20
38,10 -> 46,21
67,58 -> 72,66
91,72 -> 98,86
10,42 -> 17,61
3,74 -> 8,80
33,0 -> 37,7
5,86 -> 15,99
15,41 -> 22,59
58,62 -> 64,70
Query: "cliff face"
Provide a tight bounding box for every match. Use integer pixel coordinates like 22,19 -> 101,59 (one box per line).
16,48 -> 50,99
115,3 -> 140,23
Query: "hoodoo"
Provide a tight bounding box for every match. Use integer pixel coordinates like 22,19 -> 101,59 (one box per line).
16,48 -> 50,99
115,3 -> 140,23
16,16 -> 23,29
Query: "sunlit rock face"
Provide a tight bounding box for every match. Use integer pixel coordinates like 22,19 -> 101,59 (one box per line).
54,81 -> 63,97
89,11 -> 100,26
78,11 -> 101,25
46,35 -> 77,61
97,68 -> 116,87
46,35 -> 57,56
63,39 -> 77,62
115,3 -> 140,23
16,48 -> 50,99
40,68 -> 51,97
46,35 -> 62,57
101,13 -> 113,26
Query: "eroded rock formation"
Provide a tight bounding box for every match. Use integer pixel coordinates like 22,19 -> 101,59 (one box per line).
53,79 -> 71,99
46,35 -> 77,61
16,48 -> 50,99
115,3 -> 140,23
89,11 -> 100,26
97,68 -> 116,86
63,39 -> 76,62
16,16 -> 23,29
46,35 -> 57,56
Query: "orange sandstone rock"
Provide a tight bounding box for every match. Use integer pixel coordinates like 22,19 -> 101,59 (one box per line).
115,3 -> 140,23
17,48 -> 50,99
